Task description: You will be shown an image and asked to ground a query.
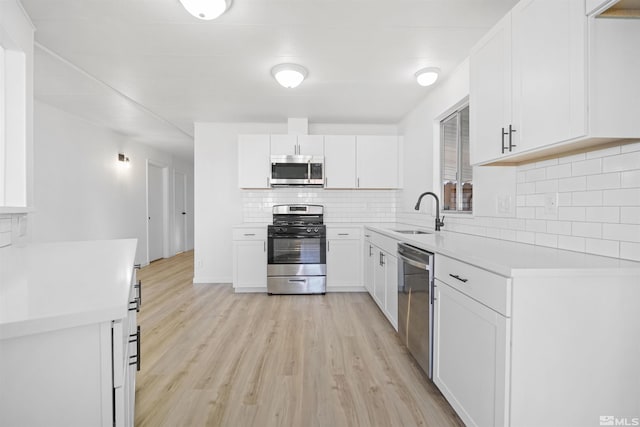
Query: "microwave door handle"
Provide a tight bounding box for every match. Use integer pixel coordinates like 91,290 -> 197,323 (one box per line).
307,161 -> 311,184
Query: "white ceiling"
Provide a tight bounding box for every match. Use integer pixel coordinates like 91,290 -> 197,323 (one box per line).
22,0 -> 519,159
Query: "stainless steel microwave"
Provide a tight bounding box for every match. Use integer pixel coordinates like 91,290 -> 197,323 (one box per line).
270,155 -> 324,187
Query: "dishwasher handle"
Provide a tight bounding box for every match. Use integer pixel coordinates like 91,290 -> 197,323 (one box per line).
398,253 -> 429,270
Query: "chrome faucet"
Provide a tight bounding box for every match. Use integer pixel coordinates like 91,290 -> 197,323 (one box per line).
414,192 -> 445,231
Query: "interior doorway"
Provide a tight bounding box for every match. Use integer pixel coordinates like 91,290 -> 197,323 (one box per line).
174,171 -> 187,254
147,162 -> 166,263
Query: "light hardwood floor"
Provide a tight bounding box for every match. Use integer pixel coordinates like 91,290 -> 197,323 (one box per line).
135,251 -> 462,427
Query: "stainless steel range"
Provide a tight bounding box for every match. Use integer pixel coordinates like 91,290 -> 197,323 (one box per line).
267,204 -> 326,294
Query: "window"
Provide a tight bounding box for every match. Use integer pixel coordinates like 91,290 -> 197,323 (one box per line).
440,105 -> 472,213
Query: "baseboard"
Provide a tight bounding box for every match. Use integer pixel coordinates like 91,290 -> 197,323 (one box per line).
233,286 -> 268,293
192,276 -> 232,284
326,286 -> 367,293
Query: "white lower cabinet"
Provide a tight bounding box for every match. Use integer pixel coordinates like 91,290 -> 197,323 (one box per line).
232,227 -> 267,292
326,227 -> 362,291
363,229 -> 399,330
0,267 -> 140,427
433,281 -> 509,427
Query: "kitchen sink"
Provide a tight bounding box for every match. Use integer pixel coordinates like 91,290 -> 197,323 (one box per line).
393,229 -> 432,235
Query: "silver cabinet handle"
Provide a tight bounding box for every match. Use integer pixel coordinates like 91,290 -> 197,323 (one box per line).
338,233 -> 349,236
357,177 -> 360,188
244,233 -> 256,236
135,280 -> 142,306
369,245 -> 373,257
327,241 -> 330,252
263,241 -> 266,252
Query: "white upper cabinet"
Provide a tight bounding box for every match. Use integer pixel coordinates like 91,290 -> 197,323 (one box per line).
356,136 -> 399,189
238,134 -> 270,189
469,14 -> 512,163
271,134 -> 324,156
324,135 -> 357,188
470,0 -> 639,165
470,0 -> 586,165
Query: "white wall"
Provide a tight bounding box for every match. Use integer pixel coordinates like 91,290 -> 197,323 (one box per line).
31,102 -> 194,265
193,122 -> 398,284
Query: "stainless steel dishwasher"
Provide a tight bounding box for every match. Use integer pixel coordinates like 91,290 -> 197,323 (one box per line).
397,243 -> 434,379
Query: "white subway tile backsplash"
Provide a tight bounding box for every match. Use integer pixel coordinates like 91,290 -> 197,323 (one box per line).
535,179 -> 559,193
535,233 -> 558,248
525,194 -> 545,207
585,239 -> 619,258
621,141 -> 640,154
547,220 -> 572,236
572,222 -> 602,238
516,230 -> 535,244
586,173 -> 620,190
572,159 -> 601,176
586,145 -> 621,159
620,207 -> 640,224
546,164 -> 572,179
516,207 -> 536,219
603,189 -> 640,206
586,207 -> 619,223
620,242 -> 640,261
571,191 -> 602,206
525,219 -> 547,232
603,224 -> 640,243
558,176 -> 587,192
516,182 -> 536,195
558,235 -> 585,252
558,207 -> 586,221
621,170 -> 640,188
602,151 -> 640,173
525,168 -> 546,182
517,171 -> 527,183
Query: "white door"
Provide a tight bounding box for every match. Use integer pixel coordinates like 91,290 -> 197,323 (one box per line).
148,163 -> 164,262
174,171 -> 187,254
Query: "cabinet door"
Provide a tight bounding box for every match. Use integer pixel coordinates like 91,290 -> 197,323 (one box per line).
433,281 -> 509,427
373,249 -> 387,309
511,0 -> 586,152
469,14 -> 512,165
238,134 -> 270,188
232,240 -> 267,290
324,135 -> 357,188
270,134 -> 298,155
327,239 -> 362,289
363,239 -> 375,296
384,253 -> 398,330
297,135 -> 324,156
356,136 -> 399,189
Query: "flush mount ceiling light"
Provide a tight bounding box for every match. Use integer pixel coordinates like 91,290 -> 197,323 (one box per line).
179,0 -> 232,20
415,67 -> 440,87
271,63 -> 308,89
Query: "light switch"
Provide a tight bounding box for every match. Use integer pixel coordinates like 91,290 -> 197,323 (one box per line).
544,193 -> 559,215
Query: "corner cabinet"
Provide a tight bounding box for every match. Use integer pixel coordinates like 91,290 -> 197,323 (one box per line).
326,227 -> 363,291
470,0 -> 640,165
232,227 -> 267,292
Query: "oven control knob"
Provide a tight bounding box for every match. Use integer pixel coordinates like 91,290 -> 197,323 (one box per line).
306,227 -> 311,233
314,228 -> 319,232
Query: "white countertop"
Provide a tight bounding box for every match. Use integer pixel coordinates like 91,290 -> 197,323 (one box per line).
367,224 -> 640,278
0,239 -> 137,340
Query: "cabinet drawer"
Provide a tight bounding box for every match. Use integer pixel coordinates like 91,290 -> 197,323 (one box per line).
435,255 -> 511,316
369,230 -> 399,255
327,227 -> 361,240
233,228 -> 267,240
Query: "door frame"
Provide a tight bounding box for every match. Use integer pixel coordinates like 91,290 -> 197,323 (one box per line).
173,170 -> 188,254
146,159 -> 170,264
